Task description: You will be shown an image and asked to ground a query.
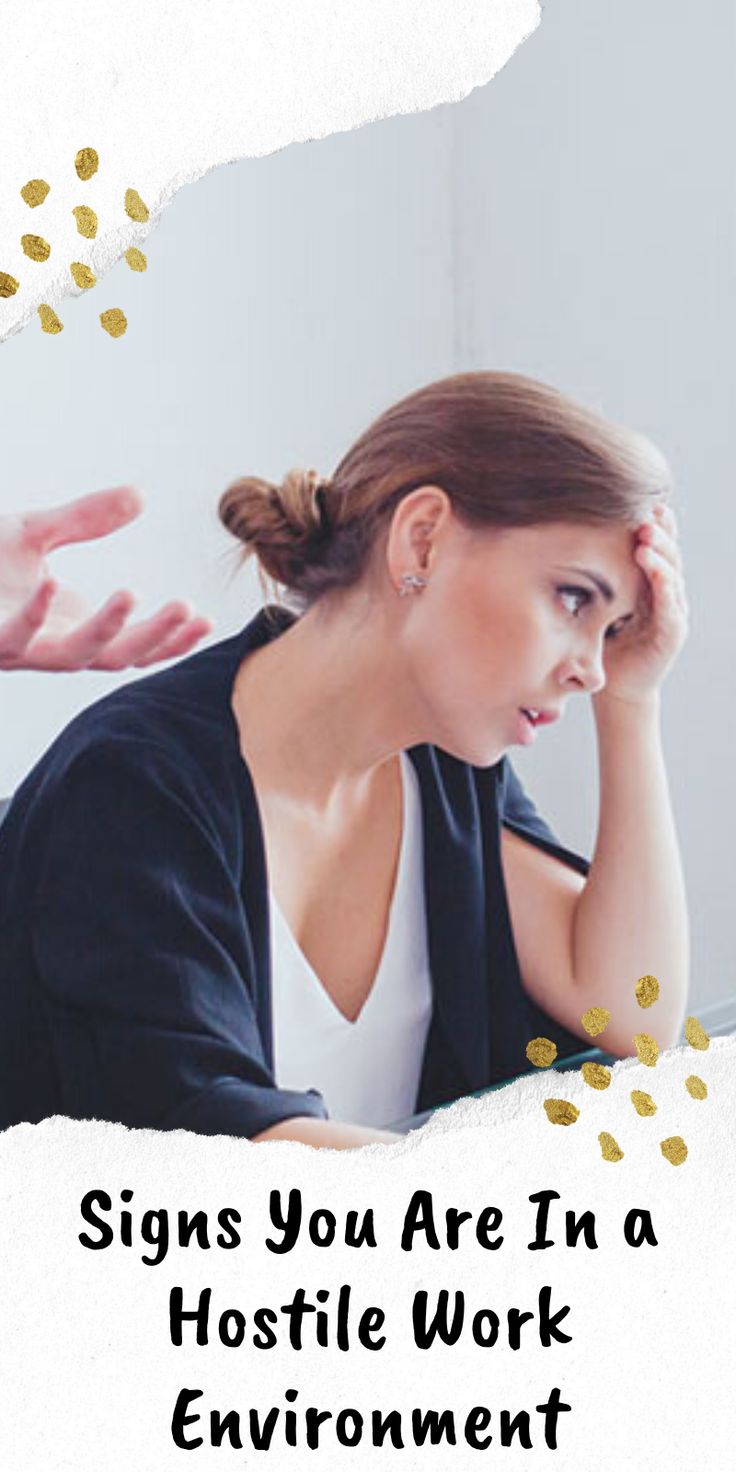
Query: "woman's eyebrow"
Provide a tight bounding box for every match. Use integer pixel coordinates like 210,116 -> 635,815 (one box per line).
555,565 -> 615,602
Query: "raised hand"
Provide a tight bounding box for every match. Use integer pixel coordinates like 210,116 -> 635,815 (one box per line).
0,487 -> 212,671
600,502 -> 688,706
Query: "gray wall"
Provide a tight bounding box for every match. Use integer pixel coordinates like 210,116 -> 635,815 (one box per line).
0,106 -> 456,784
1,0 -> 733,1004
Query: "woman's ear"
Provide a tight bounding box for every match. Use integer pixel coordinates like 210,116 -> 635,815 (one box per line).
385,485 -> 452,589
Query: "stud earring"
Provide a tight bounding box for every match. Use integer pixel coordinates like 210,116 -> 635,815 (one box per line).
398,572 -> 429,597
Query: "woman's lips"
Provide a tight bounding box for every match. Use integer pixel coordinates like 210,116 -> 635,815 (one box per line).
514,706 -> 561,745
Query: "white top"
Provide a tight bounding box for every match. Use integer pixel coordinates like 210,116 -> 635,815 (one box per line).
270,752 -> 433,1127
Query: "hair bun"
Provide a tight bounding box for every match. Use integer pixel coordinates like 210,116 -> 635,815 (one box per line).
277,467 -> 331,536
218,466 -> 331,592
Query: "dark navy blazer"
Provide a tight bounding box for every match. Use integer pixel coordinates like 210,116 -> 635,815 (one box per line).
0,608 -> 587,1136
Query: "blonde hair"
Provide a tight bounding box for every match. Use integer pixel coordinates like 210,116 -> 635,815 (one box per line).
219,371 -> 670,604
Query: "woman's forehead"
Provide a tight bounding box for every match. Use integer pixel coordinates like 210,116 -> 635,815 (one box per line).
481,521 -> 645,607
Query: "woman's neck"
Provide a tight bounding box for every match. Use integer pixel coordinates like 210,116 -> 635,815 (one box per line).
231,592 -> 426,812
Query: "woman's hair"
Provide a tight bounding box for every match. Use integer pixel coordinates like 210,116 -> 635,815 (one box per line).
219,371 -> 671,604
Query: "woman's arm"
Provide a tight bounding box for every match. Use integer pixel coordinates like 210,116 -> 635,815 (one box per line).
503,694 -> 687,1054
502,503 -> 689,1056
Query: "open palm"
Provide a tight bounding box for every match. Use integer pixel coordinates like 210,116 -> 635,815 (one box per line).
0,487 -> 211,671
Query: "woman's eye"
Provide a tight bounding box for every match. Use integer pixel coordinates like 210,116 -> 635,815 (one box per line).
604,618 -> 627,642
558,585 -> 592,617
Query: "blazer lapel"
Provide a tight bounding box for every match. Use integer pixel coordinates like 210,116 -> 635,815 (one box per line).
409,745 -> 492,1101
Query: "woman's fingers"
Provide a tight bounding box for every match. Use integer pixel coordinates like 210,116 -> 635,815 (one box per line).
0,579 -> 57,666
637,520 -> 682,571
21,487 -> 143,555
653,501 -> 678,536
634,544 -> 689,629
636,512 -> 687,616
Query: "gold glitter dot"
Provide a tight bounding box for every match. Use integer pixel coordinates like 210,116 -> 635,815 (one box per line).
684,1016 -> 710,1051
581,1061 -> 612,1090
526,1037 -> 557,1068
125,188 -> 149,223
635,974 -> 660,1008
21,179 -> 50,208
633,1033 -> 659,1067
72,206 -> 98,239
685,1075 -> 708,1101
598,1132 -> 624,1162
580,1007 -> 611,1038
543,1098 -> 580,1126
100,308 -> 128,338
38,304 -> 63,335
660,1136 -> 688,1166
75,147 -> 99,181
631,1089 -> 657,1117
0,271 -> 20,298
21,234 -> 51,262
70,262 -> 96,290
124,247 -> 147,272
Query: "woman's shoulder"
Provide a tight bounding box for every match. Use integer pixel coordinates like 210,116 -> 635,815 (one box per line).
6,629 -> 258,840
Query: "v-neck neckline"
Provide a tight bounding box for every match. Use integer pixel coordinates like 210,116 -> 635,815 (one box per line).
268,752 -> 412,1025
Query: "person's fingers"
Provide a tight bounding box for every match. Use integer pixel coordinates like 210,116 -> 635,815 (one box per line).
639,524 -> 687,610
130,615 -> 213,668
653,501 -> 678,537
634,545 -> 689,632
18,591 -> 136,670
637,520 -> 683,573
21,487 -> 143,555
88,603 -> 210,671
0,579 -> 57,666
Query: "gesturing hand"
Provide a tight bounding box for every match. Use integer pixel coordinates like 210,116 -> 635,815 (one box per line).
0,487 -> 212,672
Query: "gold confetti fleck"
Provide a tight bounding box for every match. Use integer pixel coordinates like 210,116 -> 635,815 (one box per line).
124,247 -> 147,272
543,1098 -> 580,1127
0,271 -> 20,298
580,1007 -> 611,1038
21,234 -> 51,262
21,178 -> 50,208
660,1136 -> 688,1166
631,1089 -> 657,1117
633,1033 -> 659,1067
38,304 -> 63,335
598,1132 -> 624,1162
685,1075 -> 708,1101
72,206 -> 98,239
581,1061 -> 612,1091
635,974 -> 660,1009
100,308 -> 128,338
526,1037 -> 558,1068
75,147 -> 99,181
125,188 -> 149,223
70,262 -> 96,290
684,1016 -> 710,1051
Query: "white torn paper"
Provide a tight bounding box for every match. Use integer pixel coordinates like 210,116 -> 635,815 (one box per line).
1,1038 -> 734,1466
0,0 -> 539,342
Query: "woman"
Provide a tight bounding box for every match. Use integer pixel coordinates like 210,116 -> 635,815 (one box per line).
0,373 -> 688,1147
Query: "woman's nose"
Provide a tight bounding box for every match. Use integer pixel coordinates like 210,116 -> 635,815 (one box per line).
560,643 -> 606,695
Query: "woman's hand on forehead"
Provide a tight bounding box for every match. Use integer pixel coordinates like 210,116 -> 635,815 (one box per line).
597,503 -> 688,706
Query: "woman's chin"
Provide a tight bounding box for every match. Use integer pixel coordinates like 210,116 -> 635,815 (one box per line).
437,733 -> 509,769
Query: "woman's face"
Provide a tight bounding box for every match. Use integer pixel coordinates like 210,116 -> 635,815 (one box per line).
397,516 -> 647,766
